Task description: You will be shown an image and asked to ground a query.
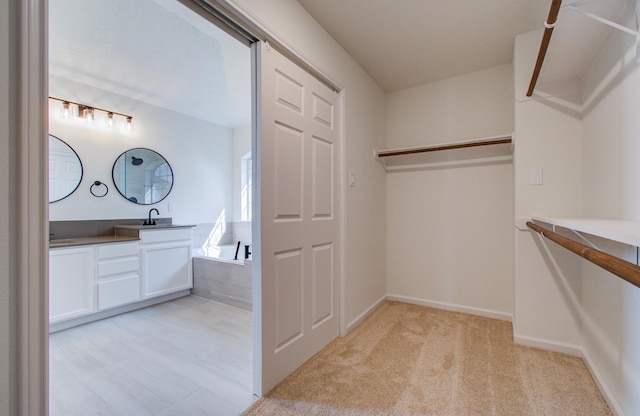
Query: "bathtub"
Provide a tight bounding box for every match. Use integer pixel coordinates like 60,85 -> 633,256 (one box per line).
192,244 -> 252,311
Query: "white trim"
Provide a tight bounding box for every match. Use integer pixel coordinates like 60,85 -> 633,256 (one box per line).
346,295 -> 386,333
49,290 -> 190,333
513,333 -> 582,356
250,41 -> 262,397
387,294 -> 513,322
582,347 -> 624,416
19,0 -> 49,414
338,89 -> 348,337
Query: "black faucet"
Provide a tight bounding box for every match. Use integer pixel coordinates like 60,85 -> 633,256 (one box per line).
144,208 -> 159,225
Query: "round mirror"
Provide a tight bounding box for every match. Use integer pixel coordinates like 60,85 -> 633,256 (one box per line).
112,148 -> 174,205
49,135 -> 83,203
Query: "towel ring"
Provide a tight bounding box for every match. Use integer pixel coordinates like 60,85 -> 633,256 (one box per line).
90,180 -> 109,198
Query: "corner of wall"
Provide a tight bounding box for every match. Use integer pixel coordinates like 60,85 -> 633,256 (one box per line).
513,28 -> 584,349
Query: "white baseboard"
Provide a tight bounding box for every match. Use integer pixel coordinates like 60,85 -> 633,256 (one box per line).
513,333 -> 582,356
346,295 -> 386,333
386,294 -> 513,322
49,290 -> 191,333
514,335 -> 624,415
582,348 -> 623,416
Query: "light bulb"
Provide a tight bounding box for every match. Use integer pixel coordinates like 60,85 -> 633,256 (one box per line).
61,101 -> 70,119
86,107 -> 95,124
106,112 -> 115,128
125,116 -> 133,133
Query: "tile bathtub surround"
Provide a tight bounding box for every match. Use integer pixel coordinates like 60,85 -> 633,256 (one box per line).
49,296 -> 255,416
192,258 -> 252,311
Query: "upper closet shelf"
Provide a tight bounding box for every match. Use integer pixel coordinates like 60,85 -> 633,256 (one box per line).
527,0 -> 638,98
532,216 -> 640,247
376,134 -> 513,172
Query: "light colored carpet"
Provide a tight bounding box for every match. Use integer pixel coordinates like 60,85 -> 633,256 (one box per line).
241,301 -> 611,416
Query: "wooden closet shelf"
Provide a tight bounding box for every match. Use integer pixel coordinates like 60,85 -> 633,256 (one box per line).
375,135 -> 513,171
527,220 -> 640,289
376,135 -> 512,158
532,217 -> 640,247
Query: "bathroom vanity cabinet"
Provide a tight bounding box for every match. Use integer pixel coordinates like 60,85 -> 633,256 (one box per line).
49,246 -> 95,323
139,228 -> 193,299
96,241 -> 140,310
49,240 -> 141,325
49,225 -> 193,329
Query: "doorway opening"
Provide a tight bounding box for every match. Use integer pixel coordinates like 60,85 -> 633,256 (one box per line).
47,0 -> 256,414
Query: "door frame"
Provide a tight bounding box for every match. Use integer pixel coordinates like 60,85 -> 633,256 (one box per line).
14,0 -> 49,414
15,0 -> 347,410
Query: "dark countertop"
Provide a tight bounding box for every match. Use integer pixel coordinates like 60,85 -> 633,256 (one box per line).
49,235 -> 139,249
48,222 -> 195,249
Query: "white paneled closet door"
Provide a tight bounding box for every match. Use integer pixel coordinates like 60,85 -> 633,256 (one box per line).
257,41 -> 340,394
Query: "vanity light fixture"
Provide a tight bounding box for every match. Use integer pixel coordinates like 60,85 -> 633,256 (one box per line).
49,96 -> 134,133
61,101 -> 71,119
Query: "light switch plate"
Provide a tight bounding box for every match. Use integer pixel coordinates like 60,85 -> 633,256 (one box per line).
529,168 -> 543,185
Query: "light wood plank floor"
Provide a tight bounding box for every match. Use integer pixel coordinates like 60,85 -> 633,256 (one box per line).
49,295 -> 255,416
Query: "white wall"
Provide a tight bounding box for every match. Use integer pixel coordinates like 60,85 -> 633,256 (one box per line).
49,75 -> 234,226
232,125 -> 252,222
226,0 -> 388,326
385,65 -> 515,319
513,30 -> 584,352
579,15 -> 640,414
386,64 -> 514,148
515,8 -> 640,413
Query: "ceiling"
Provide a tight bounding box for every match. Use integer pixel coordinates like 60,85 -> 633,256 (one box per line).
49,0 -> 634,122
297,0 -> 635,92
49,0 -> 252,128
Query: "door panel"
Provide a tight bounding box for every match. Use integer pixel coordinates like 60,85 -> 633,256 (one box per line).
312,243 -> 333,327
312,136 -> 333,219
274,123 -> 303,220
274,248 -> 304,351
258,41 -> 340,394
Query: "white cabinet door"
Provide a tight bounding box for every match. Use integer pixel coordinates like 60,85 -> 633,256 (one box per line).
49,247 -> 95,323
141,243 -> 192,299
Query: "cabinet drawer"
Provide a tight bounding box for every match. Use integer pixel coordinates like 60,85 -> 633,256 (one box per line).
97,257 -> 139,277
98,275 -> 140,310
140,229 -> 191,244
97,242 -> 138,259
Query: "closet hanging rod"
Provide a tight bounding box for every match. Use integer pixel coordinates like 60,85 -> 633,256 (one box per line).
526,221 -> 640,289
526,0 -> 563,97
376,135 -> 512,158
